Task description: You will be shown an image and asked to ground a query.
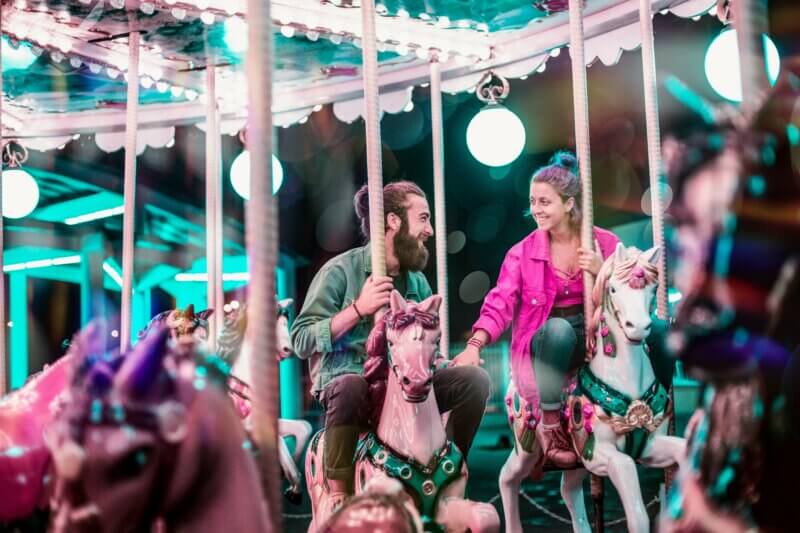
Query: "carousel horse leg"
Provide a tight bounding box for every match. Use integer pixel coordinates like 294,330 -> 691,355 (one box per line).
561,469 -> 591,533
278,436 -> 303,504
583,442 -> 649,533
278,418 -> 313,461
499,440 -> 540,533
638,434 -> 685,469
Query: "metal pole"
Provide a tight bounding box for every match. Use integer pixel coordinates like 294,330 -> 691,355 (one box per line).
246,0 -> 281,527
567,0 -> 596,331
361,0 -> 386,277
638,0 -> 668,319
120,27 -> 140,353
429,59 -> 449,357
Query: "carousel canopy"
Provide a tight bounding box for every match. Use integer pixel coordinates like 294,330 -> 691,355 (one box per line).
2,0 -> 716,145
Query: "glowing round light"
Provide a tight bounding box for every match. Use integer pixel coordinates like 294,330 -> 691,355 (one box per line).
230,151 -> 284,199
2,37 -> 37,71
2,169 -> 40,218
704,29 -> 780,102
224,17 -> 248,53
466,104 -> 526,167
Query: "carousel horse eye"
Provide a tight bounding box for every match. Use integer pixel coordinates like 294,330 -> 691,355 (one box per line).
111,446 -> 153,480
610,286 -> 616,294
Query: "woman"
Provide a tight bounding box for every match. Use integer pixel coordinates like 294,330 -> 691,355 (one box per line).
453,151 -> 619,467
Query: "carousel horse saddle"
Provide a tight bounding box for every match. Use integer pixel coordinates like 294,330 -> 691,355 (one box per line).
356,432 -> 463,529
571,366 -> 671,460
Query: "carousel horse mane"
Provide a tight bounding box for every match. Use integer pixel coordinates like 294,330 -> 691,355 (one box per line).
363,305 -> 440,427
47,323 -> 268,533
138,304 -> 213,341
218,299 -> 294,365
587,246 -> 659,356
217,304 -> 248,364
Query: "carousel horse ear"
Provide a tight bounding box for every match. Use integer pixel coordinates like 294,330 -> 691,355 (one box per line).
114,326 -> 171,398
417,294 -> 442,315
640,246 -> 661,266
389,290 -> 408,314
184,304 -> 195,318
613,242 -> 628,263
66,319 -> 108,366
165,309 -> 181,329
197,309 -> 214,321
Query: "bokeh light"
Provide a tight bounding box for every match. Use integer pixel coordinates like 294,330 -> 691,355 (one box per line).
230,151 -> 284,199
2,169 -> 40,219
447,231 -> 467,254
223,17 -> 248,53
641,183 -> 674,216
2,37 -> 37,71
466,105 -> 526,167
704,29 -> 780,102
459,271 -> 491,304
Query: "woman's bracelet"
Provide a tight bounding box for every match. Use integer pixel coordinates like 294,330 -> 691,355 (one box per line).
352,301 -> 364,320
467,337 -> 484,349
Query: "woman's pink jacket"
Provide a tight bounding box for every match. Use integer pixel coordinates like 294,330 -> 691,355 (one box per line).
472,227 -> 620,410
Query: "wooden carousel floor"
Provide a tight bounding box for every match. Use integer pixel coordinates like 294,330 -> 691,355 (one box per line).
282,412 -> 669,532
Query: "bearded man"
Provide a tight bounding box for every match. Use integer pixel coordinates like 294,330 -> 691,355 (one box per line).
291,181 -> 491,516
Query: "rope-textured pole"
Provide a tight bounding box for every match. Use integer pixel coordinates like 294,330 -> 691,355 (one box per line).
205,65 -> 223,350
245,0 -> 280,527
120,27 -> 140,353
568,0 -> 595,331
0,4 -> 6,395
638,0 -> 668,320
733,0 -> 770,118
361,0 -> 386,277
429,59 -> 449,357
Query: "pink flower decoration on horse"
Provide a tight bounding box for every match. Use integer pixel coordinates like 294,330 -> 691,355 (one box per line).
628,266 -> 647,289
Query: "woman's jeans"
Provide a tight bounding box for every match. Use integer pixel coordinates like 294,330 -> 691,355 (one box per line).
532,314 -> 672,411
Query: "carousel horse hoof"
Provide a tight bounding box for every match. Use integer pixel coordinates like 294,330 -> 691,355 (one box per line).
284,487 -> 303,505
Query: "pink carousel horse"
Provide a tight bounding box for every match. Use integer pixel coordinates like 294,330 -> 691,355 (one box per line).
0,349 -> 72,521
45,323 -> 269,532
218,299 -> 313,503
499,245 -> 686,533
305,292 -> 500,533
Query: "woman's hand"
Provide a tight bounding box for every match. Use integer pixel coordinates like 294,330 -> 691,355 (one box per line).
451,346 -> 484,367
577,239 -> 604,276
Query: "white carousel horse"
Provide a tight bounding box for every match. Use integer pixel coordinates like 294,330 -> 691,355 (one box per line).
219,299 -> 313,503
499,244 -> 685,533
305,292 -> 500,532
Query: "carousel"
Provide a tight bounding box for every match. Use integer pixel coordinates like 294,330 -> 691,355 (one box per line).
0,0 -> 797,531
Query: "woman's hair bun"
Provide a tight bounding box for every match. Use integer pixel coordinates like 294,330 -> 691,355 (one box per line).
549,150 -> 578,173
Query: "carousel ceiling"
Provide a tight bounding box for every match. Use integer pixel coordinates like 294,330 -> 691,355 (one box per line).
1,0 -> 716,143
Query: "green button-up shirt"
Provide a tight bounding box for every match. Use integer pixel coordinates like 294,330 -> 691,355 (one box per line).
290,244 -> 433,394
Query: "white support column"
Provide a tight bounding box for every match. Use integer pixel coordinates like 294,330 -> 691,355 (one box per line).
120,27 -> 141,353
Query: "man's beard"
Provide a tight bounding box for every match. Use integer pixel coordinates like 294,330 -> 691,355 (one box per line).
394,224 -> 429,272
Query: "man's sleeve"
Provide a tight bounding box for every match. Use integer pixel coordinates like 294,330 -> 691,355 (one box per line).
420,274 -> 434,300
290,265 -> 346,360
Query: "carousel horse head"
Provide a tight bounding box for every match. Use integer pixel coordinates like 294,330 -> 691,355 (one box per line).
367,291 -> 442,403
217,298 -> 294,366
138,304 -> 214,349
46,323 -> 268,533
590,244 -> 660,348
320,478 -> 423,533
